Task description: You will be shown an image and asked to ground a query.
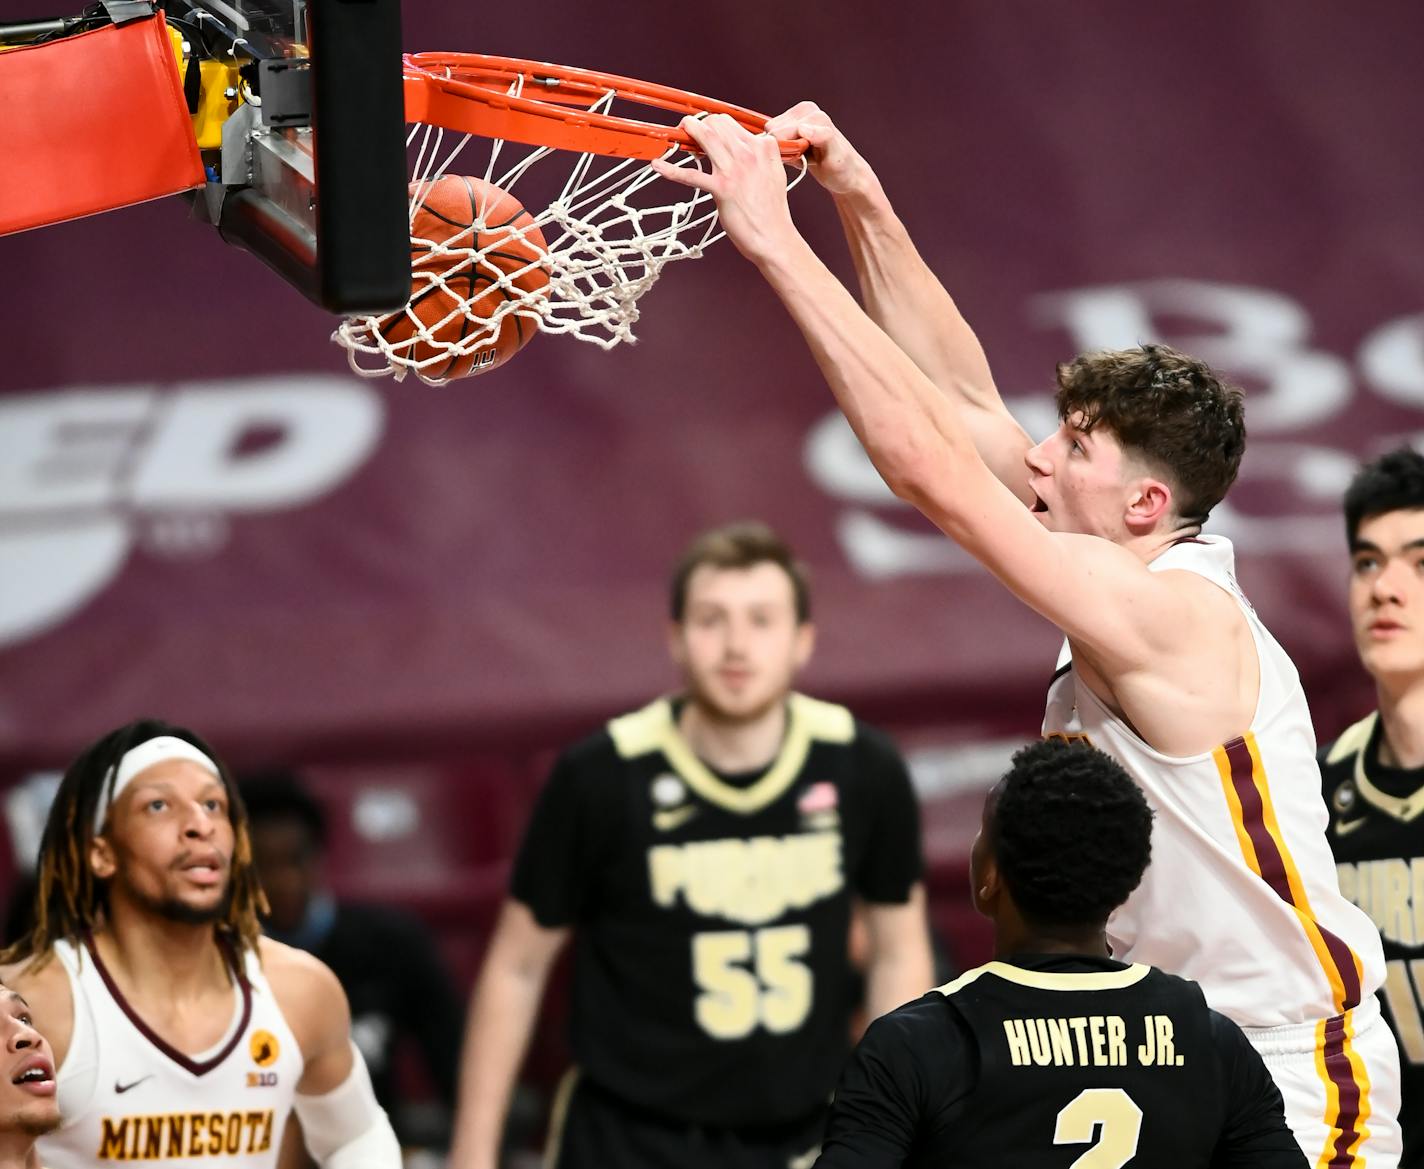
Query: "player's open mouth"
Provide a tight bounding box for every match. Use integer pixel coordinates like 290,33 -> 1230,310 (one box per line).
11,1058 -> 54,1095
1030,493 -> 1048,514
177,852 -> 226,885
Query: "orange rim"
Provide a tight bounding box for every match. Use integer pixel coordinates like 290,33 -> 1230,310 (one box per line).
403,52 -> 808,162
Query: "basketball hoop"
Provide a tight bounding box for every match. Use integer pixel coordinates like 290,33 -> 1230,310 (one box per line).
332,54 -> 810,385
402,54 -> 810,162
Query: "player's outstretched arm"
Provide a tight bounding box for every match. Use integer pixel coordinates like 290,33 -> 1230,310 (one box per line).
654,115 -> 1185,681
448,900 -> 569,1169
762,102 -> 1033,502
261,939 -> 402,1169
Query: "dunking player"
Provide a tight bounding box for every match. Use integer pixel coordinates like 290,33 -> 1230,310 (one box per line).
654,110 -> 1400,1162
816,738 -> 1306,1168
0,718 -> 402,1168
449,521 -> 933,1169
1322,448 -> 1424,1167
0,982 -> 61,1169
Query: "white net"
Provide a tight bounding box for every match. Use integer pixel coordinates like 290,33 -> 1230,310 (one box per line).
332,74 -> 806,386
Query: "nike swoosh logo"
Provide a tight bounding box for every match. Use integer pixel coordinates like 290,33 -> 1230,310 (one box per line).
1335,818 -> 1368,837
652,806 -> 697,832
115,1076 -> 152,1094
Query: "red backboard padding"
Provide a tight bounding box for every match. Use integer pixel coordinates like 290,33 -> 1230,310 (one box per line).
0,14 -> 205,236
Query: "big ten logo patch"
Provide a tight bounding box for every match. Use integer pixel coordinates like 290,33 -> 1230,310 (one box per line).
250,1030 -> 279,1067
247,1030 -> 280,1086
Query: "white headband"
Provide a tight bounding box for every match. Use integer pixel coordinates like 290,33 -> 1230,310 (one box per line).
95,736 -> 221,834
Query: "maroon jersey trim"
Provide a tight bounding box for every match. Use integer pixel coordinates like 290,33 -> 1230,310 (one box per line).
83,931 -> 254,1076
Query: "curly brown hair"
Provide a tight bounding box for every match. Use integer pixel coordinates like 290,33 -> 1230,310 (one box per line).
0,719 -> 267,969
1055,343 -> 1246,524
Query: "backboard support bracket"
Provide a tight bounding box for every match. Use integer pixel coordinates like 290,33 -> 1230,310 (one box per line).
182,0 -> 410,315
258,56 -> 312,127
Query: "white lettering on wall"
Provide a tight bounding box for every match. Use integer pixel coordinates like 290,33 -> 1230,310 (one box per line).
0,376 -> 384,647
804,279 -> 1424,579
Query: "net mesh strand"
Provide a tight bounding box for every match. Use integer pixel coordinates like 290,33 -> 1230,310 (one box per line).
332,76 -> 806,386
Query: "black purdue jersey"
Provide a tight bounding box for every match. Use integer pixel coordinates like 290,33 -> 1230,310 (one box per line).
816,955 -> 1305,1169
511,694 -> 923,1128
1322,711 -> 1424,1166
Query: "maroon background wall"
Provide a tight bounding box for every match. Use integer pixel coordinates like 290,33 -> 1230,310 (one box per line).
2,0 -> 1423,1013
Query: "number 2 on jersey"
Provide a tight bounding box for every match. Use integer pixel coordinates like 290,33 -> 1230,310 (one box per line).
692,925 -> 812,1040
1054,1088 -> 1143,1168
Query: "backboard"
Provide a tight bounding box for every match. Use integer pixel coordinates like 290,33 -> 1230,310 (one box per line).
173,0 -> 410,313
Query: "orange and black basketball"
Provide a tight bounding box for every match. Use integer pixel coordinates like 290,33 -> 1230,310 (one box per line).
379,175 -> 549,380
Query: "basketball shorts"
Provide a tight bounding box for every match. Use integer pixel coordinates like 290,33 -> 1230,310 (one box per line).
544,1072 -> 826,1169
1244,994 -> 1403,1168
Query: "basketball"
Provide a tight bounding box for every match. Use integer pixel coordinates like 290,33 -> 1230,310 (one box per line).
378,175 -> 550,380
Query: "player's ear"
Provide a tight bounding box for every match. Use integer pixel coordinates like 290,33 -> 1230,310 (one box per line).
793,621 -> 816,668
89,833 -> 117,880
969,830 -> 999,917
1125,475 -> 1172,533
976,859 -> 1001,910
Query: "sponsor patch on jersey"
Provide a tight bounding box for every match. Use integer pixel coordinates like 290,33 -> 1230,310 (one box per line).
797,782 -> 838,814
249,1030 -> 279,1068
651,773 -> 687,808
1332,780 -> 1358,814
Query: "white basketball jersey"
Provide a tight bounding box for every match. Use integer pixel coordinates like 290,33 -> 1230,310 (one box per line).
1043,535 -> 1385,1028
38,936 -> 302,1168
